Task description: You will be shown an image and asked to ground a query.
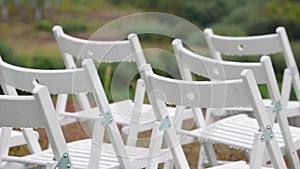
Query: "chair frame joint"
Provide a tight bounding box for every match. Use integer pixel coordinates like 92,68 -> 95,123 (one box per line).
55,152 -> 71,169
260,125 -> 274,142
102,110 -> 113,124
159,116 -> 171,131
289,66 -> 298,76
272,100 -> 282,114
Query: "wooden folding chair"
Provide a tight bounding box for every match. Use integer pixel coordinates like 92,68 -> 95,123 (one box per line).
0,83 -> 71,169
0,57 -> 172,168
204,27 -> 300,123
0,59 -> 40,154
138,62 -> 287,169
172,39 -> 300,168
52,25 -> 193,146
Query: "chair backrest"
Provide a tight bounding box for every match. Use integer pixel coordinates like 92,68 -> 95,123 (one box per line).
138,63 -> 287,169
204,27 -> 300,110
172,39 -> 281,108
0,83 -> 69,165
0,58 -> 133,168
52,25 -> 146,68
0,58 -> 93,95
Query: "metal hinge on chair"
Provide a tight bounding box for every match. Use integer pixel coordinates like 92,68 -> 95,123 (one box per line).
289,66 -> 298,76
102,110 -> 113,124
55,153 -> 71,169
260,125 -> 274,142
159,116 -> 171,131
272,100 -> 282,114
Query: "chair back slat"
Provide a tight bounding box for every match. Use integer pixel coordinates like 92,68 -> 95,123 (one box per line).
0,95 -> 45,127
144,64 -> 251,108
0,58 -> 93,94
205,29 -> 282,56
53,26 -> 137,63
177,45 -> 270,84
0,84 -> 69,161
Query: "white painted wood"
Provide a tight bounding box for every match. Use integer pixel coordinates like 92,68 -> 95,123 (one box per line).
249,132 -> 265,169
148,72 -> 249,108
139,61 -> 288,168
126,79 -> 145,146
52,25 -> 192,149
0,127 -> 11,167
242,70 -> 287,169
204,27 -> 300,119
207,161 -> 273,169
172,39 -> 297,168
0,84 -> 70,168
204,27 -> 300,168
146,122 -> 163,169
0,64 -> 40,153
0,58 -> 172,168
138,64 -> 191,169
88,118 -> 104,169
3,140 -> 172,169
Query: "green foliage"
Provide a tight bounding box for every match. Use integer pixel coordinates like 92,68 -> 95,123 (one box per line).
0,40 -> 14,61
61,21 -> 88,33
28,54 -> 64,69
35,20 -> 88,33
35,20 -> 53,31
0,41 -> 27,67
264,1 -> 300,37
104,65 -> 112,95
182,0 -> 245,27
210,24 -> 247,36
122,21 -> 171,41
59,0 -> 104,13
0,44 -> 64,69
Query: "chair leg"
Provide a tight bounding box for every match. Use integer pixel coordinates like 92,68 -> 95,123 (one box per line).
0,127 -> 11,166
197,144 -> 206,169
202,142 -> 218,166
163,160 -> 174,169
146,122 -> 164,169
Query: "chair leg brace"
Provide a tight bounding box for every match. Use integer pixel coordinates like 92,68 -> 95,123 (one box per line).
54,153 -> 71,169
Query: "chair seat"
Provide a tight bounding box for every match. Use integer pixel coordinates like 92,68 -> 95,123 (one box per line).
191,114 -> 300,151
110,100 -> 193,125
4,139 -> 171,169
0,129 -> 39,147
60,100 -> 194,131
221,99 -> 300,118
207,161 -> 273,169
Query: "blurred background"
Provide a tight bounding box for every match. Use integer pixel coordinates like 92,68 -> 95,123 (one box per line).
1,0 -> 300,168
1,0 -> 300,76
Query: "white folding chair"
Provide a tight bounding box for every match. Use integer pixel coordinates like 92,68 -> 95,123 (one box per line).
0,62 -> 40,154
0,83 -> 71,169
52,25 -> 193,146
172,39 -> 300,168
204,27 -> 300,122
138,62 -> 287,169
0,57 -> 172,168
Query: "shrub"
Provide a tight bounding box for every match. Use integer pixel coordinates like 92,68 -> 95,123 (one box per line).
28,54 -> 64,69
0,40 -> 14,60
210,24 -> 247,36
35,20 -> 88,33
35,20 -> 54,31
61,21 -> 88,33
